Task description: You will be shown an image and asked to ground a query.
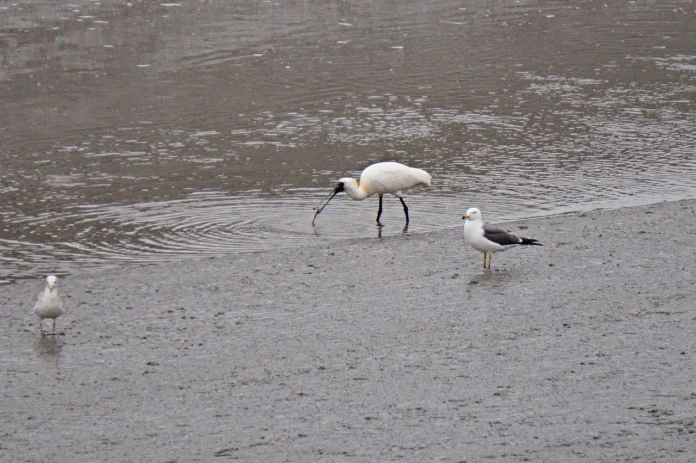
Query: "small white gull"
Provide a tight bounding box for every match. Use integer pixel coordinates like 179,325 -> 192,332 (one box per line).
33,275 -> 64,336
462,208 -> 541,269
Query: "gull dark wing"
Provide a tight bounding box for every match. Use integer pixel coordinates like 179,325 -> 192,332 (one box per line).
482,224 -> 523,246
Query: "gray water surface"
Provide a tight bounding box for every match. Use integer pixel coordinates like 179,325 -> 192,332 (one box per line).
2,0 -> 696,280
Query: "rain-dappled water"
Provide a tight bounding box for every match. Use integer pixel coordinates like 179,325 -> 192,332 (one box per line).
2,0 -> 695,281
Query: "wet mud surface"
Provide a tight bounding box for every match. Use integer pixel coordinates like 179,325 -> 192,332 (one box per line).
2,200 -> 695,462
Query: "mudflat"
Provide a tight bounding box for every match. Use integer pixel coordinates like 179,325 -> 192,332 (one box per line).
2,200 -> 695,462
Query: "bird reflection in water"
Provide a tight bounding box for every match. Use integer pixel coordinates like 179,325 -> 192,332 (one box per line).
33,336 -> 65,367
376,223 -> 409,239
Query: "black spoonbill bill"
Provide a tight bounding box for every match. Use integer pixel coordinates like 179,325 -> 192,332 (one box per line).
33,275 -> 64,336
462,208 -> 541,269
312,161 -> 432,226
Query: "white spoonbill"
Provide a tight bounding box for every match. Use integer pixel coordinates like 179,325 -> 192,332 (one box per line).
312,161 -> 432,226
462,208 -> 541,269
33,275 -> 64,336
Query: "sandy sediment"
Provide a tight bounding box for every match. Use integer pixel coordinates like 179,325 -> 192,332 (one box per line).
1,199 -> 695,462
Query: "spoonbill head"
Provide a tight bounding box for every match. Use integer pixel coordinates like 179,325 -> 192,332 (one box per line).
312,161 -> 431,226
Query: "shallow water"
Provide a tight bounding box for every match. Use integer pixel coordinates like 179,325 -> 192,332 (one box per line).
2,0 -> 695,280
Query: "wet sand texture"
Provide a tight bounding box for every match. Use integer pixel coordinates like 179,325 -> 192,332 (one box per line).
2,200 -> 695,462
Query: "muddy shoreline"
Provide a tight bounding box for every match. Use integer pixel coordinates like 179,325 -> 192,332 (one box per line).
2,200 -> 695,462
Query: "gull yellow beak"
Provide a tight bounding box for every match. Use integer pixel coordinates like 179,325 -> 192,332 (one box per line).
462,213 -> 469,219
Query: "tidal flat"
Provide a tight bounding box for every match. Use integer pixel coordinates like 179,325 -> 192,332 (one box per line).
2,199 -> 695,462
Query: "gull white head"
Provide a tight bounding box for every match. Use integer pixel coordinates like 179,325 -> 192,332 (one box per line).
462,208 -> 482,221
46,275 -> 58,290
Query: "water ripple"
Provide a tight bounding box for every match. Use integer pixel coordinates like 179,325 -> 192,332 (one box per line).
2,0 -> 696,280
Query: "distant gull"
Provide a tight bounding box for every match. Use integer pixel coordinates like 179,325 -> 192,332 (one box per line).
312,161 -> 432,227
33,275 -> 64,336
462,208 -> 541,269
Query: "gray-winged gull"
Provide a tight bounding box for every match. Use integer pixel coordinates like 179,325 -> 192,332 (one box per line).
462,208 -> 541,269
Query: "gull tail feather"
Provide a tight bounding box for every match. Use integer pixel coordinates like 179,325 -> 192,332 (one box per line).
520,237 -> 541,246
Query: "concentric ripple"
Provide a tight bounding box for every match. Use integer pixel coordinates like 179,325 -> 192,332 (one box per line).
1,192 -> 304,279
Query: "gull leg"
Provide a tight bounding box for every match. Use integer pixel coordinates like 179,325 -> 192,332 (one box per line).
399,197 -> 410,224
52,319 -> 56,334
488,254 -> 493,269
482,252 -> 487,268
39,321 -> 45,337
376,195 -> 384,225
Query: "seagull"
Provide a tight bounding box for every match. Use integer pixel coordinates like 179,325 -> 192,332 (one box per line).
33,275 -> 64,336
462,208 -> 541,269
312,161 -> 432,226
